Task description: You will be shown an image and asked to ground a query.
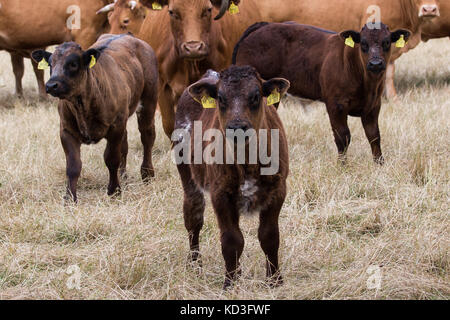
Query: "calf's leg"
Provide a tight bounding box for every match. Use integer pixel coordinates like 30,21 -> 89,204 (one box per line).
177,163 -> 205,263
327,105 -> 351,162
159,85 -> 176,138
61,130 -> 82,202
212,192 -> 244,289
259,195 -> 284,287
10,53 -> 24,97
137,92 -> 157,181
104,129 -> 125,196
119,130 -> 128,179
362,109 -> 384,164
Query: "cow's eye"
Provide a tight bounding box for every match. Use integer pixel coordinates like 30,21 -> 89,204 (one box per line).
69,61 -> 78,69
218,94 -> 226,111
249,92 -> 260,109
382,40 -> 390,51
169,10 -> 180,19
361,40 -> 369,53
202,8 -> 212,17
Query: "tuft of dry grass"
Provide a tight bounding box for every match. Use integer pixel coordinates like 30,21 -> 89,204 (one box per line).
0,39 -> 449,299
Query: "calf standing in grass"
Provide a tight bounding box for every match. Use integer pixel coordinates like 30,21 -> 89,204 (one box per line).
31,34 -> 158,202
233,22 -> 411,163
172,66 -> 290,289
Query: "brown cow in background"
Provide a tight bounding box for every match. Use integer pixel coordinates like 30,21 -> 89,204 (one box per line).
0,0 -> 114,98
31,34 -> 158,202
422,0 -> 450,40
97,0 -> 148,35
173,66 -> 290,289
234,22 -> 411,163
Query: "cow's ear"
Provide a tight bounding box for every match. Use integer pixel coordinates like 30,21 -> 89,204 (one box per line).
262,78 -> 290,97
391,29 -> 411,43
82,49 -> 101,68
140,0 -> 168,8
31,50 -> 52,64
340,30 -> 361,43
188,77 -> 219,103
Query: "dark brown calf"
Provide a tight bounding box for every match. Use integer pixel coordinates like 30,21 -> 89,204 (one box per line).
233,22 -> 411,163
173,66 -> 290,289
31,34 -> 158,202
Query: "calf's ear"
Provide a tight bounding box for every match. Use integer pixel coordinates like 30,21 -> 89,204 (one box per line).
262,78 -> 290,97
391,29 -> 411,43
31,50 -> 52,63
339,30 -> 361,43
82,49 -> 101,68
188,78 -> 219,103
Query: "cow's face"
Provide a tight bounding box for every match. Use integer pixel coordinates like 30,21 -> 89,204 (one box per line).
31,43 -> 101,99
107,0 -> 147,35
416,0 -> 440,18
188,66 -> 289,134
141,0 -> 237,60
340,24 -> 411,74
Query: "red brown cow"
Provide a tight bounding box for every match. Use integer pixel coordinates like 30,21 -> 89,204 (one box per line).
0,0 -> 113,98
31,34 -> 158,202
234,22 -> 411,163
173,66 -> 290,289
97,0 -> 148,35
133,0 -> 261,138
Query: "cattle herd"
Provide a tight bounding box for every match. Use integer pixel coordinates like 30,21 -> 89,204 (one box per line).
0,0 -> 448,290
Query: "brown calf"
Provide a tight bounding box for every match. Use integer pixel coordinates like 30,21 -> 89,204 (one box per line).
233,22 -> 411,163
173,66 -> 290,289
31,34 -> 158,202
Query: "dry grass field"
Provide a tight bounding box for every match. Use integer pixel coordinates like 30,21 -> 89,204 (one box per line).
0,38 -> 449,300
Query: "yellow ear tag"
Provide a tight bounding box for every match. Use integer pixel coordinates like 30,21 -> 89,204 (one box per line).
201,95 -> 216,109
396,35 -> 406,48
345,36 -> 355,48
38,58 -> 49,70
89,55 -> 96,69
267,89 -> 280,106
152,2 -> 162,10
229,2 -> 239,15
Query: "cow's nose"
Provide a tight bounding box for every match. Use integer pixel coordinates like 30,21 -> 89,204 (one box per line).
368,59 -> 385,73
420,5 -> 439,17
46,81 -> 59,93
181,41 -> 207,58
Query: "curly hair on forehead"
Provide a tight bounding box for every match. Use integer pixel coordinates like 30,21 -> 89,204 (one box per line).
220,65 -> 261,84
55,42 -> 82,54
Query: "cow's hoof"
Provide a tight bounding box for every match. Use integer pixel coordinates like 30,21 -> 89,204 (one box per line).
107,185 -> 121,197
374,156 -> 385,165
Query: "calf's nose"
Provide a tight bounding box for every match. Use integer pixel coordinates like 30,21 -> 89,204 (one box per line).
46,81 -> 59,94
227,121 -> 250,132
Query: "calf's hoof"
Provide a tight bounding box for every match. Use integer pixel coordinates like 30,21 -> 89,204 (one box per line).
107,185 -> 121,197
141,167 -> 155,183
374,155 -> 385,165
267,273 -> 283,288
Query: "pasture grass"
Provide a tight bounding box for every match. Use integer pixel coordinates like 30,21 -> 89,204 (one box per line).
0,39 -> 449,299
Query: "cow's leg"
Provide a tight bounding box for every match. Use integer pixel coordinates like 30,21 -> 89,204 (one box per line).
61,130 -> 82,202
327,105 -> 351,162
104,127 -> 125,196
177,162 -> 205,263
31,58 -> 47,99
119,130 -> 128,179
362,108 -> 384,164
10,53 -> 24,97
385,62 -> 397,100
137,91 -> 157,181
212,191 -> 244,289
258,194 -> 285,287
159,85 -> 176,138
